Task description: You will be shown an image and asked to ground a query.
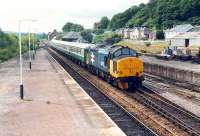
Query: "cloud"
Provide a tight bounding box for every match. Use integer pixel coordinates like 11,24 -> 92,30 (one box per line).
0,0 -> 148,32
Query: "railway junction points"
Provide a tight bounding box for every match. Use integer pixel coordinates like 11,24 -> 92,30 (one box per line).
1,45 -> 200,136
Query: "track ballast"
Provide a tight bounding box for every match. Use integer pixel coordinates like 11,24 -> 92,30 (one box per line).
48,48 -> 156,136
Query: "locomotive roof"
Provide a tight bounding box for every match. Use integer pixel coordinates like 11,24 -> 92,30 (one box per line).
90,44 -> 126,54
51,40 -> 131,55
112,55 -> 136,61
51,40 -> 94,49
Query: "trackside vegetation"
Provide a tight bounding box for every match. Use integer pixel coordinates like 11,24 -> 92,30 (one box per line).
93,33 -> 122,44
59,0 -> 200,51
109,0 -> 200,30
0,29 -> 39,63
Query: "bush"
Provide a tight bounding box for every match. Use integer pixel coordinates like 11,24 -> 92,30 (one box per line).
92,34 -> 105,44
81,30 -> 93,43
93,29 -> 104,35
0,31 -> 31,62
93,32 -> 122,44
145,42 -> 151,47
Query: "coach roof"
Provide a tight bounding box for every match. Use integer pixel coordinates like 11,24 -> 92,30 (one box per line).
51,40 -> 94,49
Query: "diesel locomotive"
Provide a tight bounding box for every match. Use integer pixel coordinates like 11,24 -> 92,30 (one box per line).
49,40 -> 144,90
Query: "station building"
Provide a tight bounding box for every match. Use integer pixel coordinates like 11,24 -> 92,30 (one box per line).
170,32 -> 200,47
164,24 -> 194,42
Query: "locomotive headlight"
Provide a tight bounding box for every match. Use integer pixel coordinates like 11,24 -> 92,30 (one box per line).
129,69 -> 133,73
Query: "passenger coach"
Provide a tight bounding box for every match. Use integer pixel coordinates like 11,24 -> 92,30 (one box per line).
49,40 -> 144,90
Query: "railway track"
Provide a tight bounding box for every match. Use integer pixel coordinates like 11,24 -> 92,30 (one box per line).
130,84 -> 200,136
47,48 -> 157,136
144,73 -> 200,93
48,47 -> 200,136
144,75 -> 200,110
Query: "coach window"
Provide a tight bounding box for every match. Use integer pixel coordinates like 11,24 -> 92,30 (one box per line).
81,49 -> 84,56
78,48 -> 81,55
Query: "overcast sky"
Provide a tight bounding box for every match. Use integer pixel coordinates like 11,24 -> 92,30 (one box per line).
0,0 -> 148,33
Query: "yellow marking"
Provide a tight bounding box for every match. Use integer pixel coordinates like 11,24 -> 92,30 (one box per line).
110,57 -> 143,78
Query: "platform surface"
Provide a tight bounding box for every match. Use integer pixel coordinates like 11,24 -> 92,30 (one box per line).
0,49 -> 125,136
141,55 -> 200,72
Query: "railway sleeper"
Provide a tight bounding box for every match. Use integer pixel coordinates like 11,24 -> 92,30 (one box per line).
136,95 -> 200,135
50,48 -> 200,136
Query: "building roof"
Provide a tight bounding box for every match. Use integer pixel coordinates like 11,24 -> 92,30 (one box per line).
165,24 -> 194,32
190,26 -> 200,32
172,32 -> 200,39
62,32 -> 82,40
51,39 -> 93,49
48,29 -> 59,40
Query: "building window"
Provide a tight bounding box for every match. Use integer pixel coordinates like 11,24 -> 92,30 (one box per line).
185,39 -> 189,47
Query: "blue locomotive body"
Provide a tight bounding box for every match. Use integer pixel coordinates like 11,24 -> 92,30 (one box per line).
49,40 -> 144,90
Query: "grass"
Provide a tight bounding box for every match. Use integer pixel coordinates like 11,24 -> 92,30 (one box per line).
115,40 -> 169,54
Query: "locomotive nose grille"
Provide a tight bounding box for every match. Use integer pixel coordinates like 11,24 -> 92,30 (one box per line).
110,56 -> 143,78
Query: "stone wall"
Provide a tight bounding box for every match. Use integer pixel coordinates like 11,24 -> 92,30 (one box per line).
144,62 -> 200,85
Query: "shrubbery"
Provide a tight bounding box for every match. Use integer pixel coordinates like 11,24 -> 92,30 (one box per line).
0,30 -> 37,62
80,29 -> 93,43
93,32 -> 122,44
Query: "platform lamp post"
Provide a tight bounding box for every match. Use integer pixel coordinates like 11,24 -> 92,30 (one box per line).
28,29 -> 32,70
18,19 -> 37,100
32,28 -> 38,59
32,32 -> 35,60
34,29 -> 38,55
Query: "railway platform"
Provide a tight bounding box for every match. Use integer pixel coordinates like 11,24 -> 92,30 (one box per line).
141,55 -> 200,72
141,55 -> 200,85
0,48 -> 125,136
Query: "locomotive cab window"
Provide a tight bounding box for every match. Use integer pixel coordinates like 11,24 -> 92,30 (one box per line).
113,48 -> 137,58
130,50 -> 137,57
114,50 -> 122,57
104,56 -> 108,66
122,48 -> 130,55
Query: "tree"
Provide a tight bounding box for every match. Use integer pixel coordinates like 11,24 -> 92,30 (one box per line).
107,0 -> 200,30
93,32 -> 122,44
39,33 -> 48,39
0,31 -> 31,62
62,22 -> 84,32
109,6 -> 141,30
104,33 -> 122,44
92,29 -> 104,35
81,29 -> 93,43
94,16 -> 110,30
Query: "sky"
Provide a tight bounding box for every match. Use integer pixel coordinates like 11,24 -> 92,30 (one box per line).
0,0 -> 148,33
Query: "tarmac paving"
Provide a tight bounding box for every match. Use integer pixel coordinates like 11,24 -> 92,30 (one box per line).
0,49 -> 125,136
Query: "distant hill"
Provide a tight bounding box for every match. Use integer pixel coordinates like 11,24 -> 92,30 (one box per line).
109,0 -> 200,30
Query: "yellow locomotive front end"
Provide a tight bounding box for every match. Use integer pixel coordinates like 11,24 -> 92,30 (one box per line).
109,56 -> 144,90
